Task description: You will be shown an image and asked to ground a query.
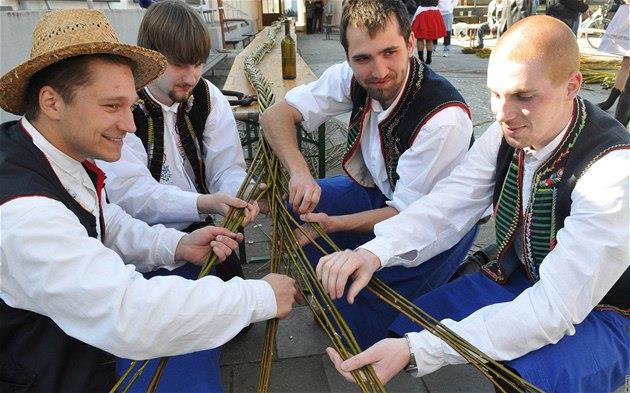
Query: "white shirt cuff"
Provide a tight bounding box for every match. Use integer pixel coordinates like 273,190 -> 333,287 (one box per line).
407,331 -> 446,377
248,279 -> 277,321
157,228 -> 186,266
358,238 -> 419,269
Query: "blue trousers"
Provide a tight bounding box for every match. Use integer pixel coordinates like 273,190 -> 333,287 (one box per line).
301,176 -> 479,349
116,263 -> 223,392
389,268 -> 630,392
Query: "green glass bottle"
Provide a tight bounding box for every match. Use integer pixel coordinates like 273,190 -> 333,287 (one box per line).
281,19 -> 296,79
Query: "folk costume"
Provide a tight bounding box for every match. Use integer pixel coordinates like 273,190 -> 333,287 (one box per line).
412,1 -> 447,41
361,98 -> 629,392
0,10 -> 276,392
285,56 -> 478,347
0,119 -> 276,392
97,78 -> 250,392
98,79 -> 247,231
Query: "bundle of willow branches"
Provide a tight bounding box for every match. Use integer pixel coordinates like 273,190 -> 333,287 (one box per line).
112,19 -> 542,393
580,56 -> 621,88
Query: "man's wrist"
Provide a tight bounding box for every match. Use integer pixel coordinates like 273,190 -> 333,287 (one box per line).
403,333 -> 418,373
327,215 -> 342,233
356,248 -> 382,272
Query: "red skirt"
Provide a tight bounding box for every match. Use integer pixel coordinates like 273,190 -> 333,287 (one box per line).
412,8 -> 446,40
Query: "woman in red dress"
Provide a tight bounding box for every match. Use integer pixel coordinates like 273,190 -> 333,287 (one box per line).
412,0 -> 446,64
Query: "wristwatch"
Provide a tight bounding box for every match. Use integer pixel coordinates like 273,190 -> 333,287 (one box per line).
403,333 -> 418,373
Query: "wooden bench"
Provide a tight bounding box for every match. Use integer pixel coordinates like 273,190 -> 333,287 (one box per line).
225,38 -> 248,49
202,51 -> 228,76
461,23 -> 482,48
224,25 -> 327,178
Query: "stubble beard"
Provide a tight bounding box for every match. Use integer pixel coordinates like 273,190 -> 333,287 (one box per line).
168,90 -> 191,103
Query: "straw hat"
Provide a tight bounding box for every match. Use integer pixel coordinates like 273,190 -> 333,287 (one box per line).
0,9 -> 167,115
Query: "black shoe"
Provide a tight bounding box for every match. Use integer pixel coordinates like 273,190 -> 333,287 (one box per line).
474,43 -> 484,49
614,86 -> 629,127
450,243 -> 498,281
597,87 -> 621,111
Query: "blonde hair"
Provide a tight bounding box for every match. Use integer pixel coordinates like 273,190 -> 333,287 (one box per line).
492,15 -> 580,86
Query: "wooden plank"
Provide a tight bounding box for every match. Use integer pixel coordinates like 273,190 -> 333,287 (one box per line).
223,25 -> 318,114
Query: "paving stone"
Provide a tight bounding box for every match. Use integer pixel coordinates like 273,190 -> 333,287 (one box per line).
220,320 -> 274,366
228,356 -> 331,392
421,364 -> 494,393
276,305 -> 330,359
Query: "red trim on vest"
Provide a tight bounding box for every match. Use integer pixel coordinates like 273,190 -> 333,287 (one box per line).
82,160 -> 107,244
342,100 -> 372,183
409,102 -> 471,146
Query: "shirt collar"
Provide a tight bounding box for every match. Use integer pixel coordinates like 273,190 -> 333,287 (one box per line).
144,86 -> 179,114
20,117 -> 86,177
522,118 -> 571,162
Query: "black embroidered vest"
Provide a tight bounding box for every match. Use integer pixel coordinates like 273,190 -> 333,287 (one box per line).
133,79 -> 212,194
343,57 -> 471,190
0,121 -> 115,391
483,98 -> 629,310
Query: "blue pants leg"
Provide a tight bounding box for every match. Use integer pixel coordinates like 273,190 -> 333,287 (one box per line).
389,269 -> 630,393
300,176 -> 479,349
115,263 -> 224,392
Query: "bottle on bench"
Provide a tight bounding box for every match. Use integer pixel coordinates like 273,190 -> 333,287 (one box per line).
281,19 -> 296,79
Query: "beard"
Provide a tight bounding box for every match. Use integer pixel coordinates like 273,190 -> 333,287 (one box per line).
168,84 -> 195,103
168,90 -> 191,103
361,68 -> 406,108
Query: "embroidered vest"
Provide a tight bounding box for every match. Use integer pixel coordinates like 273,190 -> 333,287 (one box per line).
483,98 -> 630,310
133,79 -> 212,194
343,57 -> 471,190
0,121 -> 115,391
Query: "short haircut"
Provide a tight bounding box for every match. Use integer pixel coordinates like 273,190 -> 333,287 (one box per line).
492,15 -> 580,86
24,54 -> 136,120
137,0 -> 211,65
339,0 -> 411,55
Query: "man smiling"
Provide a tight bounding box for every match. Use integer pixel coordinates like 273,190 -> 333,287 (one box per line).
323,15 -> 629,391
0,10 -> 297,391
261,0 -> 477,348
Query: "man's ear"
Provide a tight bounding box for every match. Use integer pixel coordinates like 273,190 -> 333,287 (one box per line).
408,32 -> 416,57
38,86 -> 64,121
566,70 -> 582,99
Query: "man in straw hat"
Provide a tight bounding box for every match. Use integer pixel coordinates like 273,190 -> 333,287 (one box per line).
95,1 -> 264,389
321,15 -> 629,391
0,9 -> 298,391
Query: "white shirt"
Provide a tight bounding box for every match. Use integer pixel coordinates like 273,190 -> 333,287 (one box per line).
0,118 -> 276,360
285,61 -> 473,212
438,0 -> 459,15
98,79 -> 248,230
359,122 -> 629,375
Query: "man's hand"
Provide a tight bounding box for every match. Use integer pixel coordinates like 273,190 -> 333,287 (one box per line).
316,249 -> 381,304
294,212 -> 337,246
197,193 -> 260,226
289,170 -> 321,214
326,338 -> 410,385
262,273 -> 299,319
246,183 -> 270,215
175,226 -> 244,265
